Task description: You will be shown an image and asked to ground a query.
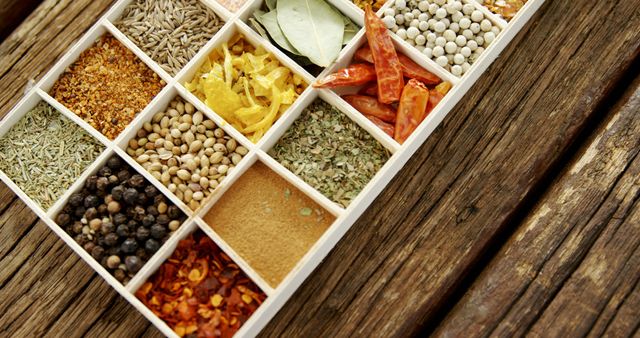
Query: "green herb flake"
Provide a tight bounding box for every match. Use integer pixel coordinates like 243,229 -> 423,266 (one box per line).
300,207 -> 313,216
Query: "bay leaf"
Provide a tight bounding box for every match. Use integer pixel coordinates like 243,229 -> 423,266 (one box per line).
343,17 -> 359,45
276,0 -> 344,67
266,0 -> 277,10
255,10 -> 301,55
249,16 -> 270,40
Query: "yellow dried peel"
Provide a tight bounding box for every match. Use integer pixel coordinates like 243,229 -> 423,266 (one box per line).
186,35 -> 306,142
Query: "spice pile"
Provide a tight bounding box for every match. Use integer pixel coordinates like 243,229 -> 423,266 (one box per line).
351,0 -> 387,12
203,162 -> 334,287
56,156 -> 186,284
269,100 -> 389,207
128,96 -> 247,211
185,34 -> 306,143
483,0 -> 527,21
115,0 -> 224,76
216,0 -> 247,12
380,0 -> 501,76
0,102 -> 104,210
250,0 -> 359,69
50,34 -> 165,139
316,6 -> 452,144
136,230 -> 266,337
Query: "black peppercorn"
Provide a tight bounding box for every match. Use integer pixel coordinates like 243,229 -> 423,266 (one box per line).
145,238 -> 160,253
98,166 -> 112,177
71,221 -> 83,234
116,224 -> 130,237
123,188 -> 139,205
141,214 -> 155,227
136,227 -> 150,241
104,232 -> 119,246
84,195 -> 100,208
125,256 -> 142,273
101,221 -> 115,234
69,193 -> 84,207
84,207 -> 98,220
108,175 -> 119,184
96,177 -> 109,191
167,206 -> 181,219
137,193 -> 148,205
127,220 -> 138,229
150,224 -> 167,239
74,234 -> 87,246
153,194 -> 165,205
147,205 -> 159,217
97,204 -> 108,215
85,176 -> 98,190
114,269 -> 126,282
83,241 -> 96,253
113,213 -> 127,225
56,213 -> 71,226
91,245 -> 105,260
107,156 -> 122,170
74,206 -> 87,218
156,214 -> 170,226
144,185 -> 158,198
128,174 -> 145,188
121,238 -> 138,254
117,170 -> 131,182
111,186 -> 125,201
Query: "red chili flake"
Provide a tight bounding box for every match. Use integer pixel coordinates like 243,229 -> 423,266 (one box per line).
136,231 -> 266,337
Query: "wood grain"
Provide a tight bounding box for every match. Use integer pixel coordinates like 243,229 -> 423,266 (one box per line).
0,0 -> 43,41
260,0 -> 640,336
0,0 -> 638,336
434,71 -> 640,338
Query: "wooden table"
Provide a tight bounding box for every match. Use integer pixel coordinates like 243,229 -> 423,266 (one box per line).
0,0 -> 638,337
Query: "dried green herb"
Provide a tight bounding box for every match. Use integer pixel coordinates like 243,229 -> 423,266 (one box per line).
269,99 -> 390,207
0,102 -> 104,209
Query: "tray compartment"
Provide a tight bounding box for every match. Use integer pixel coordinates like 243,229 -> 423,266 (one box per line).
178,22 -> 310,145
52,152 -> 189,285
133,227 -> 267,337
45,26 -> 168,140
378,0 -> 504,77
121,89 -> 251,212
200,159 -> 337,288
111,0 -> 230,77
242,0 -> 363,77
0,91 -> 106,211
266,93 -> 392,208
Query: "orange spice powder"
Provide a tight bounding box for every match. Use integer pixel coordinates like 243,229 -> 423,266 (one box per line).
203,162 -> 335,287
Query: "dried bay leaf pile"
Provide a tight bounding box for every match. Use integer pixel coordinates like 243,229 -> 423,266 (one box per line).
251,0 -> 359,69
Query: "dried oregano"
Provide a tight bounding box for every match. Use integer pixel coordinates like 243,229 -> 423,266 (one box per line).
269,99 -> 390,207
0,102 -> 104,210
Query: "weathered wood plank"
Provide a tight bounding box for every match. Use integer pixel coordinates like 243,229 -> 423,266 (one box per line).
261,0 -> 640,336
0,0 -> 42,41
0,1 -> 167,337
434,71 -> 640,336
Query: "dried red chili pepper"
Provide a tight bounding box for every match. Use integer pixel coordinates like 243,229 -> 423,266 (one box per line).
425,81 -> 452,115
395,79 -> 430,144
342,94 -> 396,123
366,115 -> 395,137
364,5 -> 404,104
358,81 -> 379,97
135,231 -> 266,337
313,63 -> 376,88
354,45 -> 441,85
